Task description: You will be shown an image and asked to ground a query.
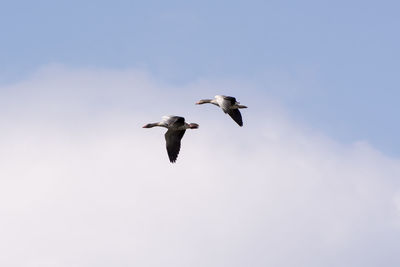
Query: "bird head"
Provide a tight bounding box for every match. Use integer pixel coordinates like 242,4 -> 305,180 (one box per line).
142,123 -> 153,128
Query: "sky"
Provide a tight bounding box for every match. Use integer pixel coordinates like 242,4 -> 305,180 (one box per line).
1,0 -> 400,155
1,1 -> 400,266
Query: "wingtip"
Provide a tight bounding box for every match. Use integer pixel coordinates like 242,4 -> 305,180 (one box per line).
233,120 -> 243,127
168,154 -> 178,163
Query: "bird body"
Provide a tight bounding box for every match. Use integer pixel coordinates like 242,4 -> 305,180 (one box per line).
196,95 -> 247,126
143,116 -> 198,163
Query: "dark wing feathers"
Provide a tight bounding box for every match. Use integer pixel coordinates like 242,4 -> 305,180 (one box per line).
165,129 -> 186,163
223,96 -> 237,105
227,109 -> 243,126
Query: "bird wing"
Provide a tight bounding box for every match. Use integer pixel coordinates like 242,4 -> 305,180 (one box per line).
162,116 -> 185,128
165,129 -> 186,163
227,108 -> 243,126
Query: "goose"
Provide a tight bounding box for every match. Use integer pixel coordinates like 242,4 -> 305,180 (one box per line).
142,116 -> 199,163
196,95 -> 248,126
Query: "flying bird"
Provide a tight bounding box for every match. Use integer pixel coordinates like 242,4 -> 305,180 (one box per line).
143,116 -> 199,163
196,95 -> 248,126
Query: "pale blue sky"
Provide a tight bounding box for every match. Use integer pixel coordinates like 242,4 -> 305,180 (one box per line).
1,0 -> 400,155
1,2 -> 400,265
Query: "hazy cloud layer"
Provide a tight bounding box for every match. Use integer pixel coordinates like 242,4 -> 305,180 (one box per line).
1,66 -> 399,267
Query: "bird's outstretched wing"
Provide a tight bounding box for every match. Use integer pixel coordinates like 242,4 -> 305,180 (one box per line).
165,129 -> 186,163
227,109 -> 243,126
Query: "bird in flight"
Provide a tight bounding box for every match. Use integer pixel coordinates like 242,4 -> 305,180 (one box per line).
196,95 -> 248,126
143,116 -> 199,163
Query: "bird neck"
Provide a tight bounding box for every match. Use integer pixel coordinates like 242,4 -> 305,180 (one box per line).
146,122 -> 167,128
198,99 -> 215,104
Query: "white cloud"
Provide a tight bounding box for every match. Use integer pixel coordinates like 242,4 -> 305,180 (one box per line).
0,66 -> 399,267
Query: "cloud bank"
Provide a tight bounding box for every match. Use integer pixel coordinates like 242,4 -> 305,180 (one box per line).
1,66 -> 399,267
